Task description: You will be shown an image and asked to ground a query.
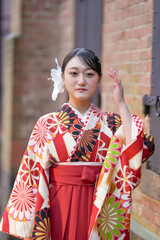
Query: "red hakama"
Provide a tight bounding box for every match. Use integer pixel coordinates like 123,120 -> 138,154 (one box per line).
49,164 -> 102,240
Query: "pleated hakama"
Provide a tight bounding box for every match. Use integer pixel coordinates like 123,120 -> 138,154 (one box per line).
49,164 -> 102,240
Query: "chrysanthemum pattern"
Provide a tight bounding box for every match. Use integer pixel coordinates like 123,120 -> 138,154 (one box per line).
7,174 -> 36,221
77,129 -> 100,153
57,104 -> 77,130
96,139 -> 108,162
70,118 -> 83,141
92,104 -> 104,122
120,193 -> 132,212
115,165 -> 139,192
106,113 -> 122,134
29,116 -> 54,158
97,194 -> 125,240
47,114 -> 67,135
32,208 -> 51,240
103,136 -> 121,171
20,156 -> 40,186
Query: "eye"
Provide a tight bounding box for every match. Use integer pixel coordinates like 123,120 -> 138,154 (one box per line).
86,72 -> 94,77
70,71 -> 78,76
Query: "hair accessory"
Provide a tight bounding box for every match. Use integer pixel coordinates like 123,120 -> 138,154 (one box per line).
48,58 -> 64,101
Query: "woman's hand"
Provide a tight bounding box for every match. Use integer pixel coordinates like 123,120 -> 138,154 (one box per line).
107,68 -> 125,108
108,68 -> 132,146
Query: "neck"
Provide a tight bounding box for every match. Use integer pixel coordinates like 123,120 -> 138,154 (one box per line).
68,100 -> 91,114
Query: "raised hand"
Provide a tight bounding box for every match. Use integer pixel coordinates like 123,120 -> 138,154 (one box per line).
107,68 -> 125,108
108,68 -> 132,145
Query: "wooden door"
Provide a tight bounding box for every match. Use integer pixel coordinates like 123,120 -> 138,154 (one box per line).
75,0 -> 103,106
143,0 -> 160,175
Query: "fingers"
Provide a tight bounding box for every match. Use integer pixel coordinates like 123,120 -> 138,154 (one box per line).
107,68 -> 121,84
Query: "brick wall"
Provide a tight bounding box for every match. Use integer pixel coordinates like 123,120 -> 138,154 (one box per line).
0,1 -> 75,239
101,0 -> 160,238
11,0 -> 75,172
101,0 -> 153,117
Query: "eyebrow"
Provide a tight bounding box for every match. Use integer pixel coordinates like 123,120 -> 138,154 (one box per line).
68,67 -> 78,69
68,67 -> 91,70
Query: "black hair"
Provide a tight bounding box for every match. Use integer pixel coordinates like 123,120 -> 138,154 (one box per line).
61,48 -> 102,76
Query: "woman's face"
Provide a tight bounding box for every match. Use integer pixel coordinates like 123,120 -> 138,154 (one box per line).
62,56 -> 101,107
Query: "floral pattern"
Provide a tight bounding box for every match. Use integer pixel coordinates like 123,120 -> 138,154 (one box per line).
47,114 -> 67,135
32,208 -> 51,240
92,104 -> 104,122
7,175 -> 36,221
70,118 -> 83,140
115,165 -> 139,192
71,149 -> 90,162
124,213 -> 130,229
29,116 -> 54,158
57,104 -> 77,130
96,139 -> 108,162
97,194 -> 125,240
78,129 -> 100,153
20,156 -> 40,186
120,193 -> 132,212
106,113 -> 122,134
103,136 -> 121,171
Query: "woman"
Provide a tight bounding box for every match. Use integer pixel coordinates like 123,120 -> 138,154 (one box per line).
0,48 -> 154,240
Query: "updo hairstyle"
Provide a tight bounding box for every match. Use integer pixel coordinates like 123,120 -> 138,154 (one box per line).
61,48 -> 102,76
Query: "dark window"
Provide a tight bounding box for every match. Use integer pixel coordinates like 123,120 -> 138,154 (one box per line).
75,0 -> 103,107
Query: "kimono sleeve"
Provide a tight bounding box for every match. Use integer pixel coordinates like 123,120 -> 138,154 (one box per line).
115,114 -> 155,192
106,112 -> 155,163
0,114 -> 53,239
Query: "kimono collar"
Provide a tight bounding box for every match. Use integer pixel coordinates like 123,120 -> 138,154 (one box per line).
66,103 -> 93,123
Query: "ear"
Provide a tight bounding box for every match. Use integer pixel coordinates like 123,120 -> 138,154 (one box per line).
61,72 -> 65,83
99,75 -> 102,83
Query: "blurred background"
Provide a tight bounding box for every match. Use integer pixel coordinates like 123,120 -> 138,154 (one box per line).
0,0 -> 159,239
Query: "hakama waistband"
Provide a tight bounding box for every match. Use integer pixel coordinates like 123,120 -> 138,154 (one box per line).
49,164 -> 102,186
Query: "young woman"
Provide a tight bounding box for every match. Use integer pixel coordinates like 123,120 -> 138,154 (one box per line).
0,48 -> 154,240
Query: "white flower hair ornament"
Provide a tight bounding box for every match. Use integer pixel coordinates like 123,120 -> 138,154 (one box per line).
48,58 -> 64,101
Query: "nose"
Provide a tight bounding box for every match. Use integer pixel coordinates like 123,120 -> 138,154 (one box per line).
78,73 -> 86,85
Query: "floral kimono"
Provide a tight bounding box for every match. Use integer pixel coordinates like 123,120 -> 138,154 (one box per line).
0,103 -> 154,240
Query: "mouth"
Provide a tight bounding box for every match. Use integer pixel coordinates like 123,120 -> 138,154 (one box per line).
76,88 -> 87,91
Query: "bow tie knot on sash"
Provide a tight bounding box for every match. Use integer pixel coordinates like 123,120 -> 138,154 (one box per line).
81,166 -> 100,184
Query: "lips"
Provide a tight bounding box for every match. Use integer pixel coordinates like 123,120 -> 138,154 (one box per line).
76,88 -> 87,91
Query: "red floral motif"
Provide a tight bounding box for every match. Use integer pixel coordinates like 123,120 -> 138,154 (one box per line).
20,157 -> 40,186
29,116 -> 54,157
96,139 -> 108,162
7,174 -> 36,221
91,104 -> 104,122
47,114 -> 67,135
115,165 -> 139,192
124,213 -> 130,229
70,118 -> 83,140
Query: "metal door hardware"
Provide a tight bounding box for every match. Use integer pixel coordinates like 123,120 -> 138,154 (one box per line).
143,95 -> 160,117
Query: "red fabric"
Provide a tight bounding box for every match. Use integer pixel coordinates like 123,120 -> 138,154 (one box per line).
49,164 -> 102,240
53,132 -> 69,162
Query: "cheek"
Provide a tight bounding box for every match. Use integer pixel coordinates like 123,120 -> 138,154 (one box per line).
64,78 -> 75,90
89,78 -> 99,88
